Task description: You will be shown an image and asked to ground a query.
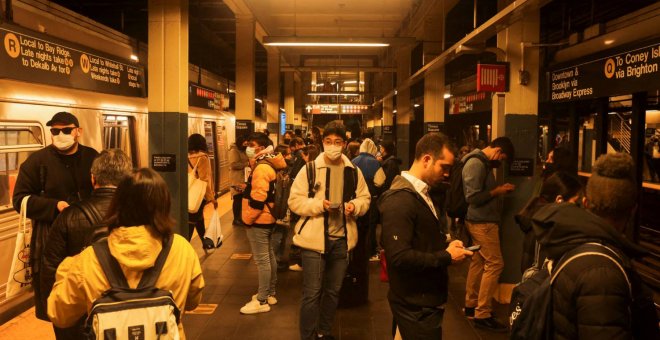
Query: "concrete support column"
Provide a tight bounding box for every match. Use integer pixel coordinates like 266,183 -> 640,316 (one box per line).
266,48 -> 281,142
294,74 -> 303,131
424,67 -> 446,131
494,8 -> 541,299
381,73 -> 394,142
148,0 -> 189,236
235,15 -> 255,121
284,72 -> 295,128
396,46 -> 412,167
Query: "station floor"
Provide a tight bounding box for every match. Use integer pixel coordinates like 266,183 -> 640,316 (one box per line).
0,192 -> 511,340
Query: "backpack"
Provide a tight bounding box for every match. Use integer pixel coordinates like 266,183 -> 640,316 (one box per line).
509,242 -> 659,340
86,236 -> 180,340
446,154 -> 489,219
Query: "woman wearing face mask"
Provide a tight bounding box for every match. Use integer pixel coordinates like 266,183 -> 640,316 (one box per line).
515,171 -> 583,273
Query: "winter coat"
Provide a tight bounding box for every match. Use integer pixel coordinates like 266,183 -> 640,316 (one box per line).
188,152 -> 214,202
288,153 -> 371,253
378,175 -> 452,307
532,203 -> 657,340
241,152 -> 288,226
228,143 -> 249,195
47,225 -> 204,339
41,187 -> 116,318
12,144 -> 98,320
352,139 -> 385,197
380,155 -> 401,191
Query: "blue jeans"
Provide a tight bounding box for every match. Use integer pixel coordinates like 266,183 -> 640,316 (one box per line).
246,227 -> 277,301
270,224 -> 289,266
300,238 -> 349,339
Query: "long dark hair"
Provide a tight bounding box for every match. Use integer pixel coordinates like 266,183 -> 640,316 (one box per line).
104,168 -> 175,237
188,133 -> 208,153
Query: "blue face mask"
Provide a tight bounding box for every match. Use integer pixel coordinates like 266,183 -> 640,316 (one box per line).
246,147 -> 256,159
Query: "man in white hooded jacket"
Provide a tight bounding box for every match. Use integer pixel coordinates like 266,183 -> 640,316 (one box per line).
288,121 -> 371,340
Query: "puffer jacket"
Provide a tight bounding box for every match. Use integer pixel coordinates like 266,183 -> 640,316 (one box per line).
532,203 -> 656,340
241,152 -> 287,226
41,187 -> 116,318
288,153 -> 371,253
47,226 -> 205,339
188,152 -> 214,202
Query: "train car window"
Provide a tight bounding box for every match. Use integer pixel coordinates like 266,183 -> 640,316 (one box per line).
0,123 -> 45,210
102,115 -> 138,166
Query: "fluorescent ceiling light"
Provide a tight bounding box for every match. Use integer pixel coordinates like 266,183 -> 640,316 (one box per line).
394,90 -> 398,95
130,54 -> 139,62
343,80 -> 365,84
413,104 -> 420,107
254,98 -> 263,103
263,36 -> 390,47
393,109 -> 397,113
316,83 -> 325,87
307,92 -> 360,96
444,93 -> 451,99
604,39 -> 615,45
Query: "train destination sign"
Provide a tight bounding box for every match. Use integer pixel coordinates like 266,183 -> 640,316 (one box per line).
189,83 -> 227,111
0,23 -> 146,97
550,41 -> 660,102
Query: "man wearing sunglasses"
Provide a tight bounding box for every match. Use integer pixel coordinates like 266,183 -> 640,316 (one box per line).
12,111 -> 98,322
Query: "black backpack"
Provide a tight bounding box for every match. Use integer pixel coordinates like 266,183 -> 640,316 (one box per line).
87,236 -> 180,339
70,200 -> 108,244
446,154 -> 489,219
509,242 -> 659,340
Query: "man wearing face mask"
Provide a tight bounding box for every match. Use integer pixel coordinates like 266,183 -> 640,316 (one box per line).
12,111 -> 98,321
288,121 -> 371,340
461,136 -> 515,331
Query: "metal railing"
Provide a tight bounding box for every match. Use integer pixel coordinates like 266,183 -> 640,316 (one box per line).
609,112 -> 632,153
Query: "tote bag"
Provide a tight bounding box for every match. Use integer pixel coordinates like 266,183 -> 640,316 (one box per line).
6,196 -> 32,298
188,158 -> 208,213
204,209 -> 224,248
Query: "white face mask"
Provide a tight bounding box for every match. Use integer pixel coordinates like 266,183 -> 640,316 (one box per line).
246,147 -> 256,159
53,133 -> 76,151
325,145 -> 343,161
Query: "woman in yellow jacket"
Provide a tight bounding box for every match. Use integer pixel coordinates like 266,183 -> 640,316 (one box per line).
47,168 -> 205,339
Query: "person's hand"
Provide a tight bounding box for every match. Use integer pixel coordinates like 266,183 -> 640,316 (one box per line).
491,183 -> 516,196
344,202 -> 355,216
57,201 -> 70,212
323,200 -> 332,212
446,240 -> 472,263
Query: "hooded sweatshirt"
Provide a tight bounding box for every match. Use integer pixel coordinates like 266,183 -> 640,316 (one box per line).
242,151 -> 288,226
352,139 -> 385,196
532,203 -> 654,340
47,226 -> 204,339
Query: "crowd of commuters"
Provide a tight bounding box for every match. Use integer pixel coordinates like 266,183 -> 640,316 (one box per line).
11,111 -> 658,339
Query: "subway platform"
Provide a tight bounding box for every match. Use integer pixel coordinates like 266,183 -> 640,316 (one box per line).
0,193 -> 510,340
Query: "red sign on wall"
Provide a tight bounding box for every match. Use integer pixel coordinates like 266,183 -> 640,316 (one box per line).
477,64 -> 508,92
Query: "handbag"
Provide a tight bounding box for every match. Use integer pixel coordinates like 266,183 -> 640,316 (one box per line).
188,158 -> 208,214
6,196 -> 32,298
204,209 -> 223,249
379,249 -> 389,282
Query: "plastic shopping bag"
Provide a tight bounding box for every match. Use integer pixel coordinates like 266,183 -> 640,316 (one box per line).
6,196 -> 32,298
204,209 -> 223,248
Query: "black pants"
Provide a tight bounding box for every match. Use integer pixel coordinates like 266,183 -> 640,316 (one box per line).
389,300 -> 444,340
232,194 -> 242,221
188,200 -> 206,241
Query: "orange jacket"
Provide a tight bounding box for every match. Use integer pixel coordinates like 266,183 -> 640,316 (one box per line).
242,153 -> 287,226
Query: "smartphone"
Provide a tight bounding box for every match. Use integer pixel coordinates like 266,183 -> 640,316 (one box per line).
465,245 -> 481,252
329,202 -> 341,209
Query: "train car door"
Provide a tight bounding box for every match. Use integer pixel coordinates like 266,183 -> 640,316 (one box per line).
203,121 -> 219,194
102,115 -> 138,166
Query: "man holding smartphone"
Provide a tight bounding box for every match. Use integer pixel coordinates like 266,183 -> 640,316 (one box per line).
461,137 -> 515,331
379,133 -> 473,339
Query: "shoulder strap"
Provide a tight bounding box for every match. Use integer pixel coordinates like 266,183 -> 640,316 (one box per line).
463,154 -> 490,187
137,235 -> 173,289
550,243 -> 632,296
92,239 -> 130,289
306,161 -> 316,198
72,200 -> 103,227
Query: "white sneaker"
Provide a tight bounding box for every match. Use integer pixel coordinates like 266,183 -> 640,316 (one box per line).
252,294 -> 278,305
289,264 -> 303,272
240,299 -> 271,314
369,254 -> 380,262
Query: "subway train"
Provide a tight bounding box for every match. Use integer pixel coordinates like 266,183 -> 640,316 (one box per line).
0,76 -> 236,322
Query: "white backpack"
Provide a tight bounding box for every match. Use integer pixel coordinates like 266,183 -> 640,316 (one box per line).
86,236 -> 180,340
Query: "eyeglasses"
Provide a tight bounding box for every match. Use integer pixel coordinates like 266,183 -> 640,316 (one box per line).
50,127 -> 76,135
323,139 -> 344,147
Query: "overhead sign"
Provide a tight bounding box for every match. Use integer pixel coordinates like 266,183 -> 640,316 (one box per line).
189,83 -> 227,111
549,41 -> 660,102
0,23 -> 145,97
448,92 -> 492,114
477,63 -> 508,92
308,104 -> 370,114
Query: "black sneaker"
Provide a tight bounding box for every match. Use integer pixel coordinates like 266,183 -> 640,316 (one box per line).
233,219 -> 245,226
473,317 -> 508,332
464,307 -> 475,319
